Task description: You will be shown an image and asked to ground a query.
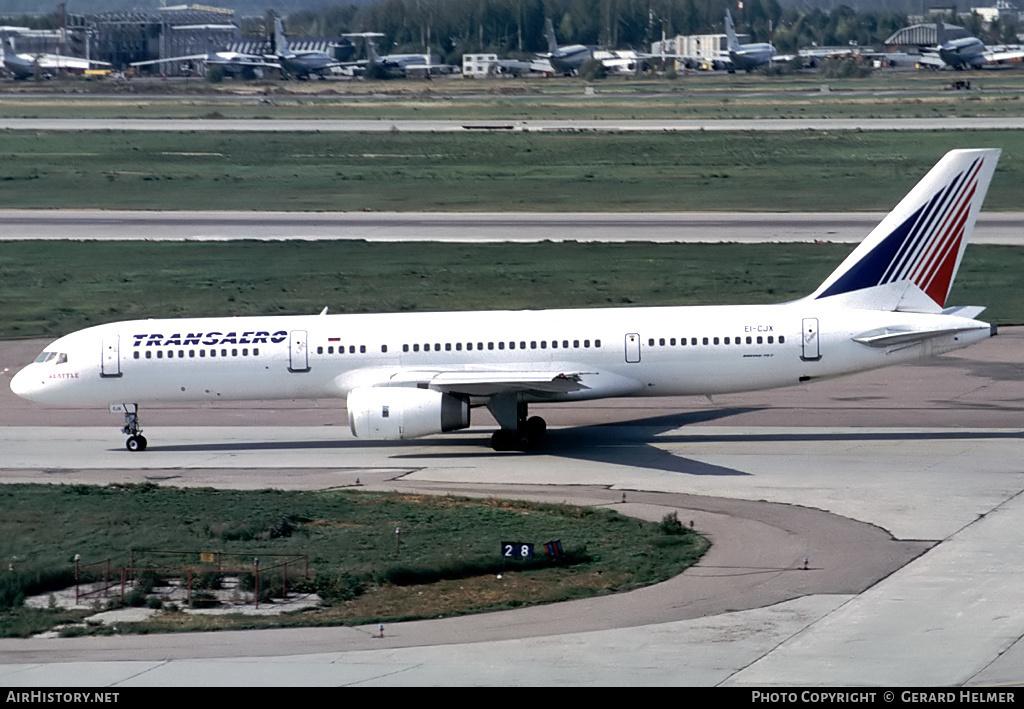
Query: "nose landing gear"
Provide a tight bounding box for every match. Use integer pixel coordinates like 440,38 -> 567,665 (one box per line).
120,404 -> 147,452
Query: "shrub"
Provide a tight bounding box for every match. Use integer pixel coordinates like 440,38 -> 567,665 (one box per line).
301,572 -> 365,604
659,511 -> 688,535
819,57 -> 871,79
0,565 -> 78,610
578,58 -> 607,81
190,591 -> 219,609
193,571 -> 223,590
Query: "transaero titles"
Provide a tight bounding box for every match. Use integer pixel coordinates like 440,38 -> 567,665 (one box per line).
751,691 -> 1015,704
132,331 -> 288,347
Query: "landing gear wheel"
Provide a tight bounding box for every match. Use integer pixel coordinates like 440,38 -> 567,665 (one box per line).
120,404 -> 146,452
525,416 -> 547,439
490,430 -> 518,452
490,416 -> 547,452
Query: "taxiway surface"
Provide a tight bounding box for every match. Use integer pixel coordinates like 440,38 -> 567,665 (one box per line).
1,117 -> 1022,132
2,210 -> 1024,245
0,329 -> 1022,686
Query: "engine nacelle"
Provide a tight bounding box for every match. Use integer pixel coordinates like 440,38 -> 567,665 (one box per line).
347,387 -> 470,440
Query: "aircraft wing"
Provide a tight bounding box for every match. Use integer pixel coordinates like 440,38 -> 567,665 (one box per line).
432,371 -> 586,396
207,57 -> 281,69
984,48 -> 1024,64
132,52 -> 279,69
916,52 -> 947,68
384,370 -> 588,397
131,55 -> 209,67
28,54 -> 110,70
635,50 -> 705,65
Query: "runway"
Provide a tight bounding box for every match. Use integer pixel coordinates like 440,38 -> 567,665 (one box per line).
1,117 -> 1022,132
1,330 -> 1023,686
2,210 -> 1024,244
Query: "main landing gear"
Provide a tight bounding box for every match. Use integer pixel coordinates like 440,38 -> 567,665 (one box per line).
487,395 -> 547,452
121,404 -> 147,452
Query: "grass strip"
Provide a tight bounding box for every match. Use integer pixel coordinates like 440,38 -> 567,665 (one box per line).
0,130 -> 1020,211
1,72 -> 1023,120
0,483 -> 707,637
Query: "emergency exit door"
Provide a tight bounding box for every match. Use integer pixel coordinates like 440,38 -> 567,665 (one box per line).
101,335 -> 121,378
625,333 -> 641,363
288,330 -> 310,372
801,318 -> 821,361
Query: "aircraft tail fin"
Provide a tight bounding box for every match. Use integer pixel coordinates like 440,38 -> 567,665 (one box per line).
936,17 -> 947,46
725,9 -> 739,51
811,149 -> 1000,311
545,18 -> 558,55
273,16 -> 288,55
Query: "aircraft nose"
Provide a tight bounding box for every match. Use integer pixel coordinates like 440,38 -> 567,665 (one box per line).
10,365 -> 42,401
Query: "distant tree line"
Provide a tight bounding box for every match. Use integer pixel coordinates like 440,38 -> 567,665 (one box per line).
268,1 -> 915,62
8,1 -> 1018,65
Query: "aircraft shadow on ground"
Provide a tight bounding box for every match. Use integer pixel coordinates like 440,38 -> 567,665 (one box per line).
390,409 -> 764,475
144,408 -> 1024,477
149,408 -> 757,476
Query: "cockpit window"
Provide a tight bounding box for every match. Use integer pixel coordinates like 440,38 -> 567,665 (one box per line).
33,352 -> 67,365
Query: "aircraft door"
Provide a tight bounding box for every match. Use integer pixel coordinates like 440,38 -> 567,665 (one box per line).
101,335 -> 122,378
288,330 -> 310,373
625,333 -> 641,363
801,318 -> 821,361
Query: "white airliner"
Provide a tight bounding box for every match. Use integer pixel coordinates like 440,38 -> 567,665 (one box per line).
10,149 -> 1001,452
723,9 -> 778,72
933,18 -> 1024,70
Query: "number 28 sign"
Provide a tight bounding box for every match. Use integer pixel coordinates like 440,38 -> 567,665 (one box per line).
501,541 -> 533,560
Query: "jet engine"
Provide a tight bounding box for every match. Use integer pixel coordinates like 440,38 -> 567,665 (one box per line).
347,387 -> 470,440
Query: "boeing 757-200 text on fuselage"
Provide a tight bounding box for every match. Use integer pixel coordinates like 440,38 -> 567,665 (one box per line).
11,149 -> 1001,451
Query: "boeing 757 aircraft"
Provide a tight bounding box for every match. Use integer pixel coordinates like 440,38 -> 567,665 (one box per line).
11,149 -> 1001,452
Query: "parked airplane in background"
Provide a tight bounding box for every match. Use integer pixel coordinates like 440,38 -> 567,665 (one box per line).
539,18 -> 595,74
269,16 -> 342,79
130,18 -> 341,80
341,32 -> 457,76
932,17 -> 1024,69
132,49 -> 276,78
723,9 -> 777,71
485,56 -> 549,76
1,32 -> 109,79
11,149 -> 1001,452
538,18 -> 646,75
130,25 -> 278,78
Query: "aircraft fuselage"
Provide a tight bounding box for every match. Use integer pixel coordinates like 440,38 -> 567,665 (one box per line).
12,301 -> 991,410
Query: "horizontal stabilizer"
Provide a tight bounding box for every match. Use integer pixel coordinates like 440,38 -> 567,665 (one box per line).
852,322 -> 988,348
941,305 -> 986,319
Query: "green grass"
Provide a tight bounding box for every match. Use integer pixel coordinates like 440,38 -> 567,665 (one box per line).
0,130 -> 1021,211
3,241 -> 1023,341
1,71 -> 1023,120
0,483 -> 708,636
